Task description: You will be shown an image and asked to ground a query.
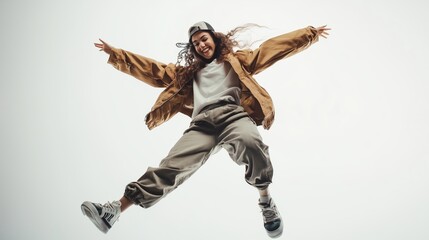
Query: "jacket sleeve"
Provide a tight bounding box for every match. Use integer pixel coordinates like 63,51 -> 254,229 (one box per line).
235,26 -> 319,75
107,47 -> 176,88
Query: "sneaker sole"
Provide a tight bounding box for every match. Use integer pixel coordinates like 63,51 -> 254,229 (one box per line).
267,221 -> 283,238
81,201 -> 109,233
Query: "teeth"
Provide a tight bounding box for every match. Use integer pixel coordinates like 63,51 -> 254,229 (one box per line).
200,47 -> 210,57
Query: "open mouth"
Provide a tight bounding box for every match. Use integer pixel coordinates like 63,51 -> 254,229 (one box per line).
201,48 -> 213,58
202,48 -> 210,54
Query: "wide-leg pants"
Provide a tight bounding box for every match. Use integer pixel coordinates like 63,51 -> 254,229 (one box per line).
124,104 -> 273,208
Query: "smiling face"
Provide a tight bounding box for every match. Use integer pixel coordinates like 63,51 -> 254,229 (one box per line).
191,31 -> 216,60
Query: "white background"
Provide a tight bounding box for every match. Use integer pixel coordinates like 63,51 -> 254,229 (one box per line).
1,0 -> 428,239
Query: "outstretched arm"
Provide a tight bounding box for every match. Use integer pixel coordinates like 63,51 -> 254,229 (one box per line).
93,39 -> 176,88
236,25 -> 331,75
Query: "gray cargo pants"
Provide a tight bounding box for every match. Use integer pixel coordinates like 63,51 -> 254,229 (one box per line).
124,104 -> 273,208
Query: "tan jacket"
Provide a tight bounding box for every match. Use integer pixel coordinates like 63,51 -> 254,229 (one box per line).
107,26 -> 319,130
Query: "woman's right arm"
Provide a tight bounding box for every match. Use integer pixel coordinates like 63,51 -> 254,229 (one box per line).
94,39 -> 176,88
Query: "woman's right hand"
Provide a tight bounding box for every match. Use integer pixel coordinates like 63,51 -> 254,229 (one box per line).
94,39 -> 113,54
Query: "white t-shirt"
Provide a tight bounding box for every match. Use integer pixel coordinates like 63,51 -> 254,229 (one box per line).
192,61 -> 241,117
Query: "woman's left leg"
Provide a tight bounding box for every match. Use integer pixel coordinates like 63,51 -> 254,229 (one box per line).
218,115 -> 283,238
218,115 -> 273,188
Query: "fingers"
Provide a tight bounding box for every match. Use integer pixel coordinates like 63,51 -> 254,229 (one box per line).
94,39 -> 108,50
320,27 -> 332,32
317,25 -> 330,29
319,31 -> 330,38
94,39 -> 107,47
316,25 -> 331,39
99,38 -> 111,48
94,38 -> 113,54
94,43 -> 105,52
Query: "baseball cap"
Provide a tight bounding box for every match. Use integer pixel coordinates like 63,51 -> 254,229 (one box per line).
188,21 -> 215,40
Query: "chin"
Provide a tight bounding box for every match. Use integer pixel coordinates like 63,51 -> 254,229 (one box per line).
200,52 -> 212,59
196,51 -> 216,63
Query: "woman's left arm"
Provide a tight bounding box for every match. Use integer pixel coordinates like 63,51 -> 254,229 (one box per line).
236,25 -> 331,75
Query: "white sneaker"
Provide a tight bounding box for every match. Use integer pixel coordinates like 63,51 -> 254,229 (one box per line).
81,200 -> 121,233
259,198 -> 284,238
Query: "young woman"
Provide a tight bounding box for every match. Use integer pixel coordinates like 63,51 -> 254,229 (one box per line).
81,21 -> 330,238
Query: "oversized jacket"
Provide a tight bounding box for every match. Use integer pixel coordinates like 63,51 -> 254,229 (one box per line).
107,26 -> 319,130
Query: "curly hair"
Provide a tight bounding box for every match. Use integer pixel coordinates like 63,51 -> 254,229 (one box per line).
175,24 -> 261,86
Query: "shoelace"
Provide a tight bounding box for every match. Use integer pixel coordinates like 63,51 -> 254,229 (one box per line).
260,202 -> 279,223
98,202 -> 118,215
100,202 -> 120,222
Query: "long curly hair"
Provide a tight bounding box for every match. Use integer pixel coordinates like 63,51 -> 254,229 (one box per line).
175,24 -> 260,86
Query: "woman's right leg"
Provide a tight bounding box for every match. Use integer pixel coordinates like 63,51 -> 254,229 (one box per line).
119,196 -> 133,212
124,128 -> 217,208
81,128 -> 217,233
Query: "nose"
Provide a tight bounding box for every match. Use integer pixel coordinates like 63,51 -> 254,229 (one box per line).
198,42 -> 206,50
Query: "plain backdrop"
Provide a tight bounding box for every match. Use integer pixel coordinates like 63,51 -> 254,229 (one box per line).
1,0 -> 428,239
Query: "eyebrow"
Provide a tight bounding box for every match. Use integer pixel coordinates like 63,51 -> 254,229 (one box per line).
192,33 -> 209,45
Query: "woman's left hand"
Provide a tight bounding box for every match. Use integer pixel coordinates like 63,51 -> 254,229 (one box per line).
316,25 -> 331,38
